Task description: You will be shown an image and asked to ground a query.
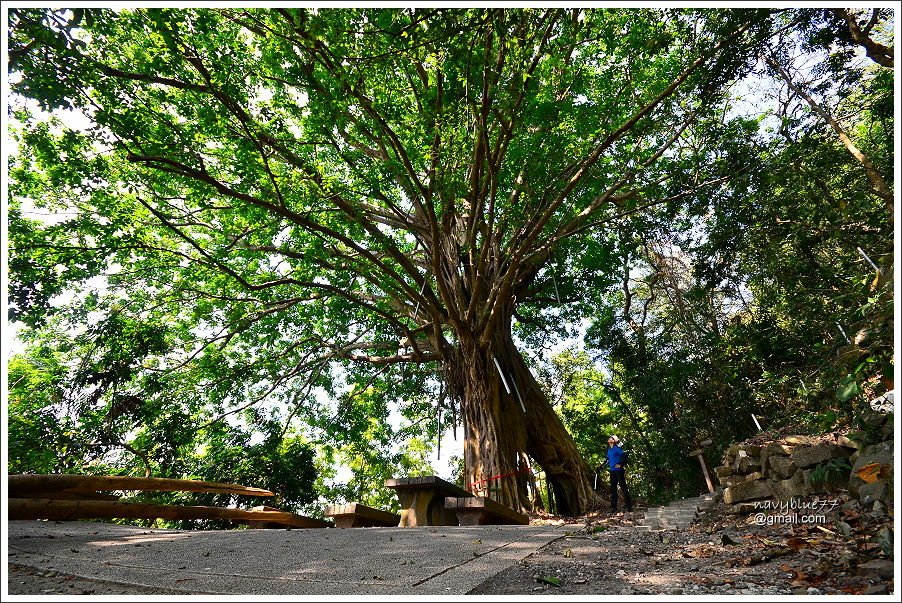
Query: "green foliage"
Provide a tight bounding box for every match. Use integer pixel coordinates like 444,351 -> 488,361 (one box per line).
806,457 -> 852,490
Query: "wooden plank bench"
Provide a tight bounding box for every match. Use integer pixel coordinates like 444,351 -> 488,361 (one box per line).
385,476 -> 474,526
324,503 -> 401,528
444,496 -> 529,526
8,498 -> 332,529
8,474 -> 275,498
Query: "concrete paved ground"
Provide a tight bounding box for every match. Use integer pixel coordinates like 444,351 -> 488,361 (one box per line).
6,519 -> 574,596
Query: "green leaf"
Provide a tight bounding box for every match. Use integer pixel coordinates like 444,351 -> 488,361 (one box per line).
836,376 -> 861,402
537,576 -> 562,587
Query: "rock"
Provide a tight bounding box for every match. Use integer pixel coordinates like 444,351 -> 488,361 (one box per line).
849,440 -> 893,499
836,434 -> 859,449
876,526 -> 893,556
725,502 -> 759,514
765,442 -> 794,456
791,443 -> 852,468
744,472 -> 764,482
715,465 -> 734,478
857,559 -> 894,579
768,472 -> 810,500
739,445 -> 762,456
859,409 -> 888,428
723,479 -> 771,504
738,456 -> 761,474
806,587 -> 823,595
759,449 -> 771,477
783,436 -> 814,446
767,455 -> 798,479
719,476 -> 744,488
858,481 -> 889,503
732,450 -> 749,472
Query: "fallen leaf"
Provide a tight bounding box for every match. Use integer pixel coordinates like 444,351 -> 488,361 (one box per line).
721,533 -> 740,546
563,548 -> 573,558
785,537 -> 809,551
536,576 -> 561,587
855,463 -> 890,484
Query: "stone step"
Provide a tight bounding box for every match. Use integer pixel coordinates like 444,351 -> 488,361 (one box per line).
633,494 -> 715,530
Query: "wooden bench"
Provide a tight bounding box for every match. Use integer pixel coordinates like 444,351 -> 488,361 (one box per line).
444,496 -> 529,526
7,474 -> 328,529
9,499 -> 332,529
385,476 -> 474,526
245,505 -> 332,529
324,503 -> 401,528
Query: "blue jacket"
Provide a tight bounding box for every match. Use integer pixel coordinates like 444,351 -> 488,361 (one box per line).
607,444 -> 627,472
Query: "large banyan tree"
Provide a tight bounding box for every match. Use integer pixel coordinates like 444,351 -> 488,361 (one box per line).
8,8 -> 772,514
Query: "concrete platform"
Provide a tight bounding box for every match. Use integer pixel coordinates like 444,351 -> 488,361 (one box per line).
6,519 -> 573,596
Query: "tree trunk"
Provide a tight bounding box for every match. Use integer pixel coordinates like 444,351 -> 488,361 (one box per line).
445,326 -> 604,516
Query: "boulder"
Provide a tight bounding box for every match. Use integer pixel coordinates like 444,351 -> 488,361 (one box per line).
791,443 -> 853,468
768,472 -> 811,500
849,440 -> 893,501
767,455 -> 798,480
744,472 -> 764,482
723,479 -> 771,504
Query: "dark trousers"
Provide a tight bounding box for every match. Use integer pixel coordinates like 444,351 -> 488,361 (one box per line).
609,469 -> 632,511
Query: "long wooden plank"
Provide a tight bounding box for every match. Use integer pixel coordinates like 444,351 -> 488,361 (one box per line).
11,489 -> 120,501
8,498 -> 330,528
8,474 -> 273,497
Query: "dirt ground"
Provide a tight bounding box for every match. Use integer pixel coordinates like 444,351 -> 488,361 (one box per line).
472,500 -> 894,596
7,495 -> 894,597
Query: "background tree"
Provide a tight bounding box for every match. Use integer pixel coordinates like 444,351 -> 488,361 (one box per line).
581,7 -> 894,498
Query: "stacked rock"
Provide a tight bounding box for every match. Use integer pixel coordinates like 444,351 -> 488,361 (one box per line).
713,419 -> 893,512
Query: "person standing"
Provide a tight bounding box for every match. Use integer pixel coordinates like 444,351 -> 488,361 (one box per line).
606,435 -> 633,514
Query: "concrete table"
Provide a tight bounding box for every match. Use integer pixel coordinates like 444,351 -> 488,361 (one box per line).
385,476 -> 473,526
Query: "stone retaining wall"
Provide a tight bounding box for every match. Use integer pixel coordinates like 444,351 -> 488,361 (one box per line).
714,412 -> 893,512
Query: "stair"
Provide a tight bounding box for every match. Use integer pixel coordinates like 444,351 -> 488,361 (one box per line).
635,493 -> 715,531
